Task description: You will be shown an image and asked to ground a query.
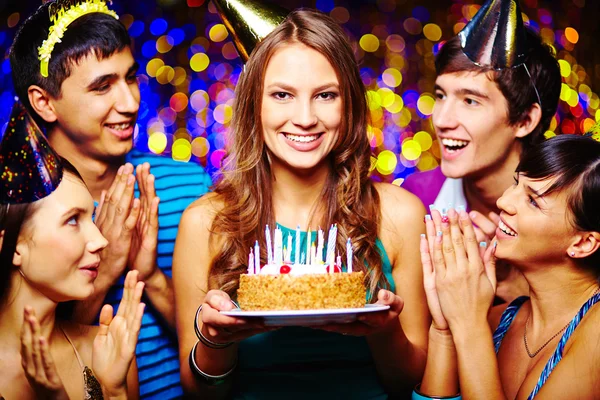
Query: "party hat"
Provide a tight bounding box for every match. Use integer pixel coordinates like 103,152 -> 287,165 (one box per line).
0,101 -> 63,204
584,122 -> 600,142
458,0 -> 527,69
212,0 -> 288,62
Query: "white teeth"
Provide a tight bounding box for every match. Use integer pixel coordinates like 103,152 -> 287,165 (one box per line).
499,220 -> 517,236
285,133 -> 319,143
107,123 -> 131,131
441,138 -> 469,149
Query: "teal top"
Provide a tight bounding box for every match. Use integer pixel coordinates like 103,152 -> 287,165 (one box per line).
233,224 -> 395,399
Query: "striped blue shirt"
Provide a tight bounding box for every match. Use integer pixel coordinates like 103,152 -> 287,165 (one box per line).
104,150 -> 212,399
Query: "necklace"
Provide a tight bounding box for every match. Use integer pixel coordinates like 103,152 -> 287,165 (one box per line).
523,287 -> 600,358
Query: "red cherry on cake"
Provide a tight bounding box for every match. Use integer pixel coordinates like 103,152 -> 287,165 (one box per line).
280,265 -> 291,274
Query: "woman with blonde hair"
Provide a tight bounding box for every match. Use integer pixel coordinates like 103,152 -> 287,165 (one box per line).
174,7 -> 430,399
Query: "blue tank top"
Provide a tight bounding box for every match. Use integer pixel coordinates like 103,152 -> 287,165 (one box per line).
493,293 -> 600,399
232,224 -> 395,399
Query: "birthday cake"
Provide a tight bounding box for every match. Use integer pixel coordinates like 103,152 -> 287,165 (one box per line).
237,225 -> 366,311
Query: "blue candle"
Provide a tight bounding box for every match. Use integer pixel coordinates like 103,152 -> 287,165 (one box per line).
254,240 -> 260,274
346,238 -> 353,273
294,225 -> 301,265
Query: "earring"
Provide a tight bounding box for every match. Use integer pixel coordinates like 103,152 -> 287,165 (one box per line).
570,251 -> 575,257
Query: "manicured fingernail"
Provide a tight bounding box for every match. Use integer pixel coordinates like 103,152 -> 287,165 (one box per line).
441,216 -> 449,223
479,241 -> 487,248
469,211 -> 477,219
420,233 -> 426,238
127,175 -> 135,185
429,204 -> 436,211
447,203 -> 453,210
457,205 -> 466,212
117,166 -> 123,175
494,241 -> 498,248
437,231 -> 442,237
442,208 -> 447,215
425,214 -> 432,221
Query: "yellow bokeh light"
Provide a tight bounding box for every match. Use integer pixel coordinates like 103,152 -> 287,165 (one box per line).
367,90 -> 382,110
377,88 -> 395,108
209,24 -> 228,42
558,60 -> 571,78
146,58 -> 164,77
172,67 -> 187,86
360,34 -> 380,52
544,131 -> 556,139
582,118 -> 596,133
560,83 -> 571,101
392,178 -> 405,186
402,139 -> 422,161
213,104 -> 233,124
156,35 -> 173,54
192,137 -> 210,158
417,94 -> 435,116
156,66 -> 175,85
367,126 -> 384,147
376,150 -> 398,175
550,116 -> 558,131
148,132 -> 168,154
567,89 -> 579,107
382,68 -> 402,88
414,131 -> 433,151
398,108 -> 412,127
190,53 -> 210,72
386,94 -> 404,114
385,34 -> 406,52
565,27 -> 579,44
172,138 -> 192,162
417,152 -> 437,171
423,24 -> 442,42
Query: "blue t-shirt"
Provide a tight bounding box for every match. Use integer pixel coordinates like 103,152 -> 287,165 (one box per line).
104,150 -> 212,399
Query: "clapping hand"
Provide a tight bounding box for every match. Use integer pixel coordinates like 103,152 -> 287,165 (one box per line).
128,163 -> 160,282
94,164 -> 140,288
20,307 -> 68,400
92,271 -> 145,395
422,208 -> 497,332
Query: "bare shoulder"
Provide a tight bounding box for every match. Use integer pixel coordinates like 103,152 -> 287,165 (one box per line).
375,182 -> 426,226
565,301 -> 600,356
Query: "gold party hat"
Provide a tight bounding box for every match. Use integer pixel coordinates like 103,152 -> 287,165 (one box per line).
458,0 -> 527,69
212,0 -> 287,62
584,122 -> 600,142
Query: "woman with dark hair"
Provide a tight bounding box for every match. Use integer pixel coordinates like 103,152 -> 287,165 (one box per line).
416,134 -> 600,399
173,7 -> 430,399
0,104 -> 146,399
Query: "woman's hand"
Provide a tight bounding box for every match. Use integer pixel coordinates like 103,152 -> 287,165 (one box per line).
316,289 -> 404,336
20,307 -> 69,400
93,270 -> 145,396
427,208 -> 497,332
200,290 -> 275,343
421,214 -> 448,330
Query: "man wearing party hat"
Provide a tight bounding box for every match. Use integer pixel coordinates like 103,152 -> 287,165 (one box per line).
9,1 -> 211,398
403,0 -> 561,301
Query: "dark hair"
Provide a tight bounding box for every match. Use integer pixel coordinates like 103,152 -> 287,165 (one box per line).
435,29 -> 561,150
0,157 -> 84,307
9,2 -> 130,128
516,135 -> 600,270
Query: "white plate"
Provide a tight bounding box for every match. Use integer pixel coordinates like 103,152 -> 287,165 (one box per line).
220,304 -> 390,326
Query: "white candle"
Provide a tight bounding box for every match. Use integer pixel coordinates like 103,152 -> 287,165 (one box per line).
306,228 -> 311,264
265,225 -> 273,264
274,227 -> 283,265
294,225 -> 301,265
326,224 -> 337,265
248,248 -> 254,274
286,234 -> 293,263
346,238 -> 353,273
254,240 -> 260,274
317,228 -> 324,263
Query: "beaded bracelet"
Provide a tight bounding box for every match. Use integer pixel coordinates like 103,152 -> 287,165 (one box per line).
188,341 -> 237,386
194,304 -> 234,349
412,384 -> 462,400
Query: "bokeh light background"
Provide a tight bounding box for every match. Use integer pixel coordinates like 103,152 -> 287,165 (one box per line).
1,0 -> 599,184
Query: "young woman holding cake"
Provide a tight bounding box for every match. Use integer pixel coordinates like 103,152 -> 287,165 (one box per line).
173,5 -> 430,399
416,134 -> 600,399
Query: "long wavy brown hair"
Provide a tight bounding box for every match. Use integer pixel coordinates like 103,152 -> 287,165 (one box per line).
208,9 -> 389,299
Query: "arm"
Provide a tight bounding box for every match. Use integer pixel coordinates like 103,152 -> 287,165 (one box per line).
367,184 -> 430,393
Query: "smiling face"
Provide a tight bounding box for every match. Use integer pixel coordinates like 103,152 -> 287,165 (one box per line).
260,42 -> 342,173
47,48 -> 140,161
494,173 -> 576,266
433,71 -> 523,179
13,173 -> 108,302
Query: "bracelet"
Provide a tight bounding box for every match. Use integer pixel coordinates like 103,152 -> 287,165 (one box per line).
188,341 -> 237,386
412,384 -> 462,400
194,304 -> 234,349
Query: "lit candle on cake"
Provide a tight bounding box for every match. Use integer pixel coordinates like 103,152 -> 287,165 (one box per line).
286,234 -> 293,263
294,225 -> 300,265
265,225 -> 273,264
248,248 -> 254,274
254,240 -> 260,274
317,228 -> 324,263
346,238 -> 353,273
325,224 -> 337,265
274,227 -> 283,265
